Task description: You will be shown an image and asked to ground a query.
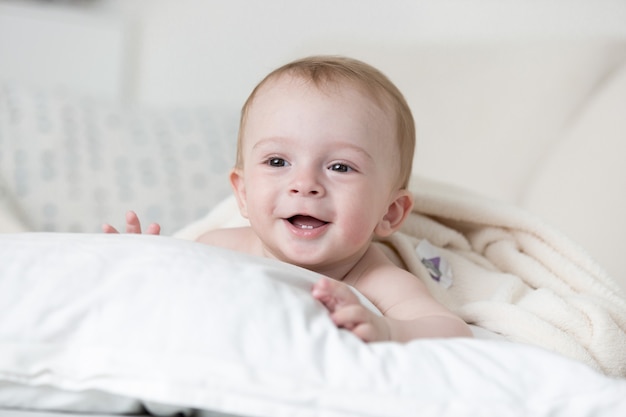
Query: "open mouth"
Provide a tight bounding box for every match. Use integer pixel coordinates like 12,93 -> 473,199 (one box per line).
287,215 -> 329,230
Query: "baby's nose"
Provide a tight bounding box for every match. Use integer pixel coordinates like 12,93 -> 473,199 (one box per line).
289,174 -> 325,197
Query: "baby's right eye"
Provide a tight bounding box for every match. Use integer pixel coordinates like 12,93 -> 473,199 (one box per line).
267,157 -> 288,167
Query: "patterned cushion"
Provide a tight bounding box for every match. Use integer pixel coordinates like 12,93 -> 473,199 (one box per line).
0,82 -> 239,235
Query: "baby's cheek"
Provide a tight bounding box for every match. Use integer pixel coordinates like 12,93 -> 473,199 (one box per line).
341,216 -> 377,245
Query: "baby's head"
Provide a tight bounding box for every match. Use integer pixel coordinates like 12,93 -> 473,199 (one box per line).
230,56 -> 416,271
235,55 -> 415,190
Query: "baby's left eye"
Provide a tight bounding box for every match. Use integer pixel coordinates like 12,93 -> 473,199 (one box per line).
329,163 -> 352,173
267,157 -> 288,167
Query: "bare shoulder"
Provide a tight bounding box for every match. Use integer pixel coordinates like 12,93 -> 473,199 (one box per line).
195,227 -> 258,254
348,244 -> 451,319
345,244 -> 421,293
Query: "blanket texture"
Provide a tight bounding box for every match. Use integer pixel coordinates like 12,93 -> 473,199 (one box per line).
174,177 -> 626,377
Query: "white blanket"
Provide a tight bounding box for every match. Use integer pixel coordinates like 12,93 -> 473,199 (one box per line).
174,176 -> 626,377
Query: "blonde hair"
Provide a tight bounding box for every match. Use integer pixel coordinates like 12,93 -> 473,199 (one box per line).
235,55 -> 416,189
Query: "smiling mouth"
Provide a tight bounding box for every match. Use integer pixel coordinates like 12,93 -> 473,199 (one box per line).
287,215 -> 329,229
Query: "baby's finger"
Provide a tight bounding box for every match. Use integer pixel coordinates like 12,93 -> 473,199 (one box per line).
332,306 -> 388,342
312,277 -> 360,313
146,223 -> 161,235
351,323 -> 380,343
311,278 -> 334,308
125,211 -> 142,234
101,224 -> 120,234
330,304 -> 369,330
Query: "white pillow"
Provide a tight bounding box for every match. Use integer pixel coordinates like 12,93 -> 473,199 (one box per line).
1,233 -> 625,417
0,81 -> 239,235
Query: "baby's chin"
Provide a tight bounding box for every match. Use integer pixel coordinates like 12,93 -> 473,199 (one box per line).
261,245 -> 332,274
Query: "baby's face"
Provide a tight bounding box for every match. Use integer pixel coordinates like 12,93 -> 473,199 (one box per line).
231,74 -> 402,273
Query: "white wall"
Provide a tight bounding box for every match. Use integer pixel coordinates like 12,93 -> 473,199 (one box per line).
2,0 -> 626,107
107,0 -> 626,108
0,0 -> 128,100
2,0 -> 625,203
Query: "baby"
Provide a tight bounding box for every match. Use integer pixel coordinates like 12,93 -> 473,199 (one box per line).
103,56 -> 472,342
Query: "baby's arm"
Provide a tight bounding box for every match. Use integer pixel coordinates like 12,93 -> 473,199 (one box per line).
102,211 -> 161,235
375,274 -> 473,341
312,250 -> 472,342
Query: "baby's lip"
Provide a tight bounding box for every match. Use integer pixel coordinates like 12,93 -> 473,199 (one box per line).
287,215 -> 329,230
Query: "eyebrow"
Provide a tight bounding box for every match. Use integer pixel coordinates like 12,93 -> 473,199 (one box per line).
252,137 -> 374,162
251,137 -> 290,152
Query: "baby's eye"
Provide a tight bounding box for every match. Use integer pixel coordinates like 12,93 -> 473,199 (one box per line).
267,157 -> 288,167
329,163 -> 352,173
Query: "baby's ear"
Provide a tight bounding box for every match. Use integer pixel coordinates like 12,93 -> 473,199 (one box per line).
229,169 -> 249,219
374,190 -> 413,237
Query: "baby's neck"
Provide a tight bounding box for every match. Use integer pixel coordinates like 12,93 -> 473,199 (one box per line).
255,238 -> 372,282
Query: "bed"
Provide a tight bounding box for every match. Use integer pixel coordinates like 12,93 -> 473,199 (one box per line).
1,1 -> 626,416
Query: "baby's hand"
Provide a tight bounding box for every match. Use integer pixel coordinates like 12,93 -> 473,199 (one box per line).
312,277 -> 390,342
101,211 -> 161,235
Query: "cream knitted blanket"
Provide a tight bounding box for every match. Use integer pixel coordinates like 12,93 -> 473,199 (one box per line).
174,177 -> 626,377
